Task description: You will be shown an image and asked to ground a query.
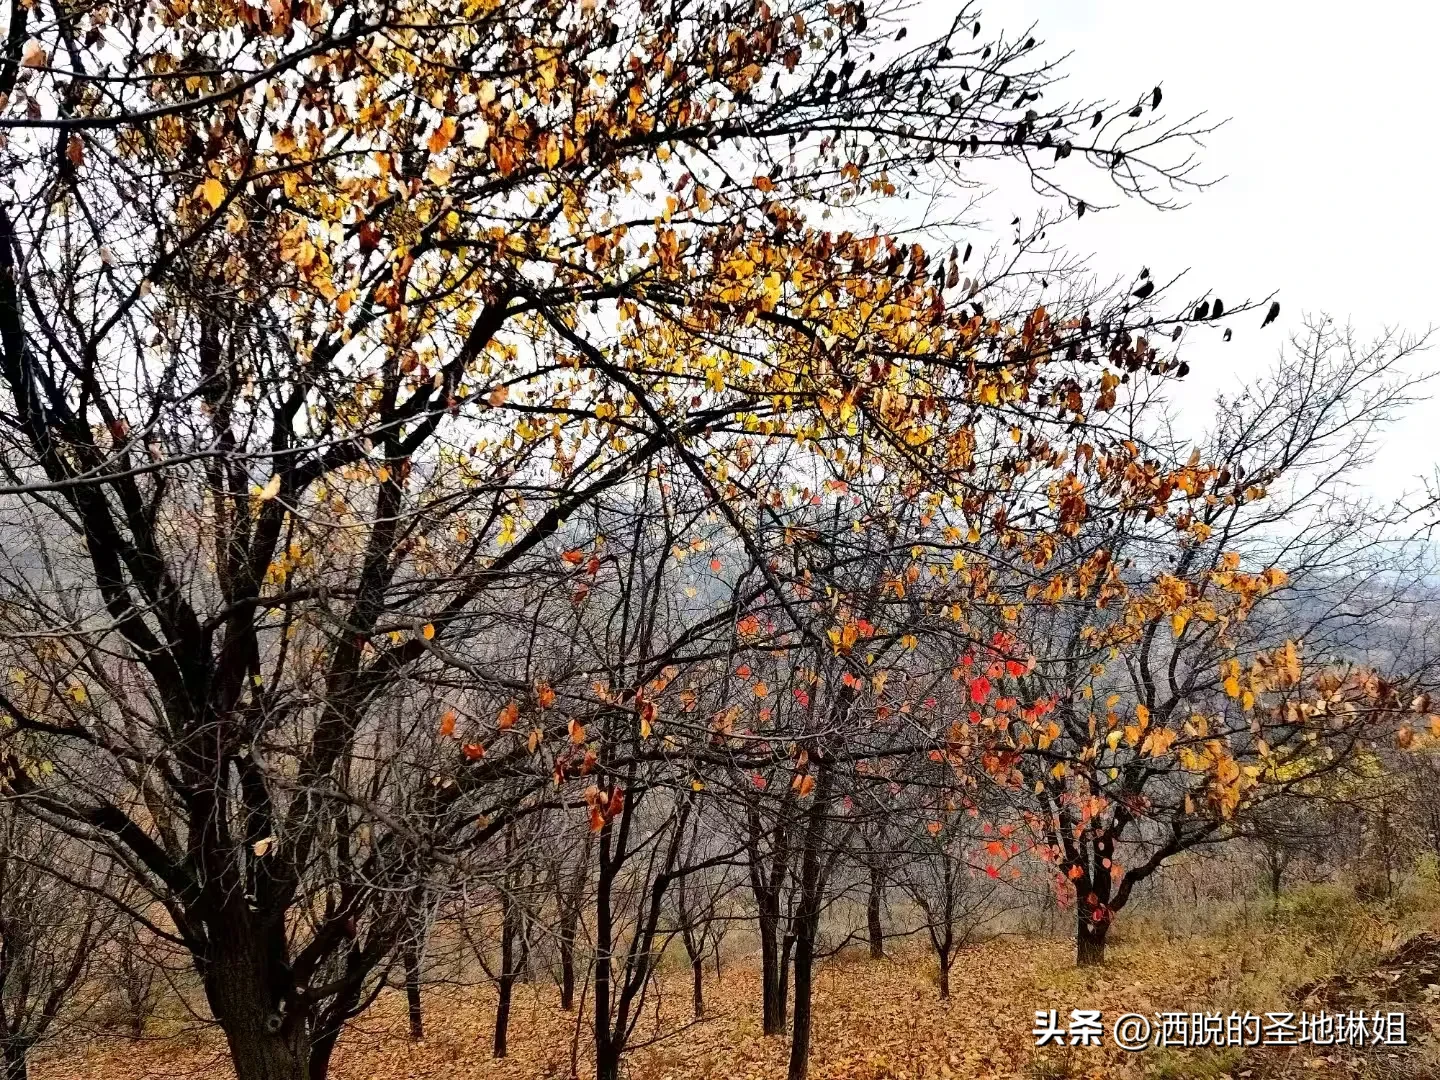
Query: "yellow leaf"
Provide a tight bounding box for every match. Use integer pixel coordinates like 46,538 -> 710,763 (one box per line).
202,177 -> 226,209
422,623 -> 436,640
252,837 -> 274,857
258,474 -> 282,501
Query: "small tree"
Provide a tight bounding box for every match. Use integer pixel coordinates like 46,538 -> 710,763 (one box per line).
0,808 -> 119,1080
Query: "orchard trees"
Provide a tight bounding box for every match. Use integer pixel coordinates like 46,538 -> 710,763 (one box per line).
0,808 -> 122,1080
0,0 -> 1379,1076
975,321 -> 1430,964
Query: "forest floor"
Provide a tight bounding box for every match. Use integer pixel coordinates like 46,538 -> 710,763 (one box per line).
34,891 -> 1440,1080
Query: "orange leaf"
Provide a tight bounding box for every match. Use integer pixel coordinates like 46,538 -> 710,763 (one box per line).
562,549 -> 585,565
537,683 -> 556,709
462,742 -> 485,760
438,709 -> 457,738
568,718 -> 586,744
427,117 -> 457,154
497,700 -> 519,730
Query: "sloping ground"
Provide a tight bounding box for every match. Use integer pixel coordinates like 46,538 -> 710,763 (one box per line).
30,927 -> 1440,1080
1296,932 -> 1440,1009
1238,933 -> 1440,1080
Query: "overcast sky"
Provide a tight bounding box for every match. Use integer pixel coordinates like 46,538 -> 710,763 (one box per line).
912,0 -> 1439,500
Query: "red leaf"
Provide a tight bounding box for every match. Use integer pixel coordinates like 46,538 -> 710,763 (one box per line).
968,676 -> 991,704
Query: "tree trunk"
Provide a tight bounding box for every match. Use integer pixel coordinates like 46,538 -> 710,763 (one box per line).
866,866 -> 885,960
403,949 -> 424,1041
3,1043 -> 28,1080
788,923 -> 817,1080
1076,911 -> 1109,967
493,974 -> 514,1058
936,948 -> 952,1000
558,915 -> 577,1011
595,1043 -> 621,1080
204,932 -> 312,1080
494,893 -> 517,1059
1075,843 -> 1115,969
786,756 -> 833,1080
691,957 -> 705,1019
758,911 -> 786,1035
778,930 -> 795,1032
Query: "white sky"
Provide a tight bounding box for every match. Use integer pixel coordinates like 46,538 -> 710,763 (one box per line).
910,0 -> 1440,501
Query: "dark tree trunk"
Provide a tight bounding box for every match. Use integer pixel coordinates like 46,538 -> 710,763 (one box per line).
778,930 -> 795,1031
937,959 -> 951,1000
595,1043 -> 621,1080
493,974 -> 514,1058
493,891 -> 521,1058
1074,840 -> 1115,969
786,755 -> 833,1080
203,929 -> 312,1080
866,865 -> 885,960
788,924 -> 817,1080
558,926 -> 576,1012
758,911 -> 787,1035
691,957 -> 705,1019
747,797 -> 792,1038
403,949 -> 424,1041
1076,910 -> 1109,967
556,834 -> 589,1012
3,1043 -> 28,1080
1269,858 -> 1284,899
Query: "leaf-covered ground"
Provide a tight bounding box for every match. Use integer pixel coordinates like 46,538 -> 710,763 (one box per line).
35,912 -> 1440,1080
